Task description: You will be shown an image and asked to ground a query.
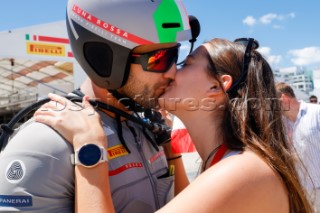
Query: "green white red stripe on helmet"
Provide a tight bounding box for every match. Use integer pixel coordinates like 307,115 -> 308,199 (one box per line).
153,0 -> 191,43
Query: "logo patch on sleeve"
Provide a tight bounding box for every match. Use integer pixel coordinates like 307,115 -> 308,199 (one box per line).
5,160 -> 26,184
0,195 -> 32,207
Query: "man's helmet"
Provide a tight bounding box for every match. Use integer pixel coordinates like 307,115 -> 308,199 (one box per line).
66,0 -> 193,89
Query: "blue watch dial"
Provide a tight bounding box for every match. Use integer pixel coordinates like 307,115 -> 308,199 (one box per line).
78,144 -> 102,166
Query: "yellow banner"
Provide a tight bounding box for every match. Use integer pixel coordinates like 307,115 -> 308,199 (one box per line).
26,42 -> 65,57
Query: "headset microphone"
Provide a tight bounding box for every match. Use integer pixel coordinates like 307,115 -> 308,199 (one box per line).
189,15 -> 201,43
177,15 -> 201,66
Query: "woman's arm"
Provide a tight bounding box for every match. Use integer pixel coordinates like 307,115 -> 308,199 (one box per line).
159,109 -> 190,194
156,151 -> 289,213
34,93 -> 115,213
75,154 -> 115,213
162,142 -> 189,195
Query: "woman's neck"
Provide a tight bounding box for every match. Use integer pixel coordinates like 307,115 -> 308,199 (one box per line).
177,112 -> 224,162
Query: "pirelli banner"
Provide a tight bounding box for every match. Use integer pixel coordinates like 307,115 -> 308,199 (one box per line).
0,21 -> 75,62
26,36 -> 69,57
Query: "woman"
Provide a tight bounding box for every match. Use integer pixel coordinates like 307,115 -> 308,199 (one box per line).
34,38 -> 312,212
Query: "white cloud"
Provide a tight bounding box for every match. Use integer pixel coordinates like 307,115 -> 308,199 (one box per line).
179,43 -> 191,57
277,13 -> 296,21
258,46 -> 282,67
180,44 -> 190,51
242,16 -> 256,26
177,43 -> 191,64
288,47 -> 320,66
267,55 -> 282,66
244,12 -> 295,28
258,47 -> 271,55
260,13 -> 277,24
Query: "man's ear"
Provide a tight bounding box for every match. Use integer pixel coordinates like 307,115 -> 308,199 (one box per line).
280,93 -> 290,102
280,93 -> 290,104
280,93 -> 291,110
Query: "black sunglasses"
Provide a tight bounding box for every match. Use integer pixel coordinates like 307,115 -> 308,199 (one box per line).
227,38 -> 259,97
131,43 -> 181,73
234,38 -> 259,50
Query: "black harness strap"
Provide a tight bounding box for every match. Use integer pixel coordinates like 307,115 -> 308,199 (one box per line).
0,89 -> 168,152
0,124 -> 14,135
115,114 -> 131,153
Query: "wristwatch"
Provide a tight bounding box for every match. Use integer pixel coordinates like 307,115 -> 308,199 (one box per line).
71,144 -> 108,168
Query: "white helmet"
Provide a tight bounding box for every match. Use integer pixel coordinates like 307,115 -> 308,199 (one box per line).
67,0 -> 193,89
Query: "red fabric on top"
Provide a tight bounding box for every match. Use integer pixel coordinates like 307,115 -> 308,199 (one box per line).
171,128 -> 197,153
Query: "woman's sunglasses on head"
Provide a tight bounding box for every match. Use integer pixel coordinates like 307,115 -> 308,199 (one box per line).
131,43 -> 181,73
234,38 -> 259,50
227,38 -> 260,97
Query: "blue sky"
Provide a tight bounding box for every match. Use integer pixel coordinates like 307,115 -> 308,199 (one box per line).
1,0 -> 320,70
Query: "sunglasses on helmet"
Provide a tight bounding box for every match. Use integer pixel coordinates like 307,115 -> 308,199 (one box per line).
131,43 -> 181,73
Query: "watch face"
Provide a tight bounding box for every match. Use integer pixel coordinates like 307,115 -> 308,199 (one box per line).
78,144 -> 102,167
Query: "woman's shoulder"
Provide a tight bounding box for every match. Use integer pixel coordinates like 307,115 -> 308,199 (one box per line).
157,150 -> 289,213
199,150 -> 289,212
218,150 -> 284,184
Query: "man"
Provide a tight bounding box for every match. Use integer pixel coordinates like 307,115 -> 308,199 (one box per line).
0,0 -> 197,212
276,82 -> 320,212
309,95 -> 318,104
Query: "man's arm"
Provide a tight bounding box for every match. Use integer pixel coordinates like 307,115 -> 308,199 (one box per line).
0,121 -> 74,212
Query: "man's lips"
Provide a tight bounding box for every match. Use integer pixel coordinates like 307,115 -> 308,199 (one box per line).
165,81 -> 175,91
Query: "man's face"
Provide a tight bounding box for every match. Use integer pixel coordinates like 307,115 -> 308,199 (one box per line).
310,97 -> 318,104
118,43 -> 178,109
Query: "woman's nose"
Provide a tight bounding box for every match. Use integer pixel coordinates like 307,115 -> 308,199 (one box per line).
163,64 -> 177,80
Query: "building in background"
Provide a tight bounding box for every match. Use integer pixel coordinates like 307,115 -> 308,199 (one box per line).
274,66 -> 315,101
313,67 -> 320,90
0,21 -> 87,125
310,67 -> 320,102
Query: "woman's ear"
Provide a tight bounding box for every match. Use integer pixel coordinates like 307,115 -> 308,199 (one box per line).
206,81 -> 224,97
220,75 -> 233,91
206,75 -> 232,97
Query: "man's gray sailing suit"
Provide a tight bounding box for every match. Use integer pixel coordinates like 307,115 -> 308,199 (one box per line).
0,111 -> 173,213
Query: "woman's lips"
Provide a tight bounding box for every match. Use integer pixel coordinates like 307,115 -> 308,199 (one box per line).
165,81 -> 175,92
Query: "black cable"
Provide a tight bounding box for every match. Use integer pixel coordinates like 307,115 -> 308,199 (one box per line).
115,114 -> 131,153
0,95 -> 167,151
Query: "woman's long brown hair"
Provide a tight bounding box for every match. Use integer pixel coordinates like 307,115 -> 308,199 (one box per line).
205,38 -> 312,213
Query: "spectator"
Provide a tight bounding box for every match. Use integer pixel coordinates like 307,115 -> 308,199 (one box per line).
309,95 -> 318,104
276,82 -> 320,212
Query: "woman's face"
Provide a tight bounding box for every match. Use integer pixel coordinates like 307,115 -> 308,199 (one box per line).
160,46 -> 222,113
